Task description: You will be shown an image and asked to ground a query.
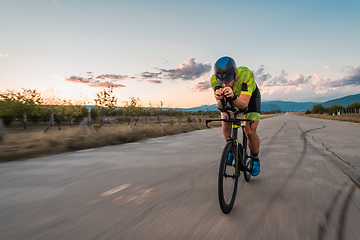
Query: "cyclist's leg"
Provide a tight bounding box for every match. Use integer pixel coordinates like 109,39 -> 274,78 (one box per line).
243,87 -> 261,159
221,112 -> 231,142
244,116 -> 260,176
244,119 -> 260,159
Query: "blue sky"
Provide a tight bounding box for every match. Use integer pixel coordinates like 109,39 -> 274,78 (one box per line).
1,0 -> 359,107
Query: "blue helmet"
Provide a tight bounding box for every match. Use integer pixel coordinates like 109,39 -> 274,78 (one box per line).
214,56 -> 237,83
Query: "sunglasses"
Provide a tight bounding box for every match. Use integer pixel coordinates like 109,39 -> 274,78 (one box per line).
217,75 -> 234,85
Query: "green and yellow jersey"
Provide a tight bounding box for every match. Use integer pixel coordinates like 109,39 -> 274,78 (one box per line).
210,66 -> 260,121
211,66 -> 257,96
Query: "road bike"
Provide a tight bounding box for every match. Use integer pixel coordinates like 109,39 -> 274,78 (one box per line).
206,98 -> 254,214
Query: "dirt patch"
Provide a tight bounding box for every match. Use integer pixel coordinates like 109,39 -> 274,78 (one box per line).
297,113 -> 360,123
0,114 -> 279,162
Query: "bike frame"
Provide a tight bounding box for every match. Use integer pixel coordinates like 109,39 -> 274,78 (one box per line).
206,113 -> 254,176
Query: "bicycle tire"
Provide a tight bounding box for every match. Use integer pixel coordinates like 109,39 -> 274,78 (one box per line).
218,141 -> 238,214
243,136 -> 252,182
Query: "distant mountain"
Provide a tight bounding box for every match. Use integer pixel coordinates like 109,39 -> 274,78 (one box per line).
179,104 -> 218,112
261,102 -> 284,112
261,101 -> 318,112
182,94 -> 360,112
182,101 -> 319,112
322,94 -> 360,107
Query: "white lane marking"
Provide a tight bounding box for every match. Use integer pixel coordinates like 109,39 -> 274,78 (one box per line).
100,183 -> 131,197
113,188 -> 153,204
77,149 -> 95,153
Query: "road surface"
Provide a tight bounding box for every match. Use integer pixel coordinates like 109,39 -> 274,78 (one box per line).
0,113 -> 359,239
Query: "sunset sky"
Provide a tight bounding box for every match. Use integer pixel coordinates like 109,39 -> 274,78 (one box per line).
1,0 -> 359,108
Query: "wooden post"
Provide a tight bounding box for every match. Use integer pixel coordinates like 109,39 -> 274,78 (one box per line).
57,116 -> 61,130
134,116 -> 140,126
0,119 -> 4,142
44,114 -> 54,133
23,112 -> 27,129
129,116 -> 133,126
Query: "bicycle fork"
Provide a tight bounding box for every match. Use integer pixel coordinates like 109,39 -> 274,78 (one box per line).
228,138 -> 252,175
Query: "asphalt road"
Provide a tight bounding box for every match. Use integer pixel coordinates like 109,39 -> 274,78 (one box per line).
0,113 -> 359,240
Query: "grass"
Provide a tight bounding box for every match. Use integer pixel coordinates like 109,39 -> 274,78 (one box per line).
0,114 -> 280,162
297,113 -> 360,123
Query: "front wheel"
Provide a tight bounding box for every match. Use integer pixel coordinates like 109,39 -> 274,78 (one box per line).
218,141 -> 238,214
243,139 -> 252,182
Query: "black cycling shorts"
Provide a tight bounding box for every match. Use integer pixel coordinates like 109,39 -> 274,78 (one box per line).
244,86 -> 261,115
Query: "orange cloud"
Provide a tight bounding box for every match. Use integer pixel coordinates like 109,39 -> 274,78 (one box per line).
147,80 -> 162,84
96,74 -> 128,80
64,75 -> 126,88
194,81 -> 211,92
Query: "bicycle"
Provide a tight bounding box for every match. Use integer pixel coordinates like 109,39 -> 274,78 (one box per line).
206,97 -> 254,214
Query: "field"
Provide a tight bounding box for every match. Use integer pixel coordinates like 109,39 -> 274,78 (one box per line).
297,112 -> 360,123
0,114 -> 280,162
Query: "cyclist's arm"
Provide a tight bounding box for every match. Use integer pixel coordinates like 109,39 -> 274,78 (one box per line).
232,94 -> 250,109
224,86 -> 251,109
230,67 -> 255,109
214,86 -> 225,110
216,99 -> 224,110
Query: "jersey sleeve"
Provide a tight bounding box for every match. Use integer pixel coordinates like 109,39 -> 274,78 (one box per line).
234,67 -> 256,96
210,74 -> 222,93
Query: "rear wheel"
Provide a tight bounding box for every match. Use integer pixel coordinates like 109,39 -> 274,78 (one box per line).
218,141 -> 238,214
243,136 -> 252,182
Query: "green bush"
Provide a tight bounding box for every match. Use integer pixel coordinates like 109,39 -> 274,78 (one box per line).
311,104 -> 325,114
93,124 -> 102,131
90,108 -> 98,122
187,116 -> 192,123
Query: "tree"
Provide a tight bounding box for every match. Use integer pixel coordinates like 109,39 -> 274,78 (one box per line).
90,107 -> 98,122
311,104 -> 325,114
157,101 -> 164,115
123,97 -> 145,125
0,97 -> 17,125
346,102 -> 360,113
94,88 -> 118,124
0,89 -> 43,127
328,104 -> 344,115
94,88 -> 117,112
148,101 -> 156,116
123,97 -> 141,117
62,99 -> 90,124
41,88 -> 63,125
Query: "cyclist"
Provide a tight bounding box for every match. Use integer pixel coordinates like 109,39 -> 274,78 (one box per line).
210,56 -> 261,176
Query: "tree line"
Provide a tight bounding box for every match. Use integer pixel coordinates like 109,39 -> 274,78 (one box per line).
0,88 -> 219,127
306,102 -> 360,115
